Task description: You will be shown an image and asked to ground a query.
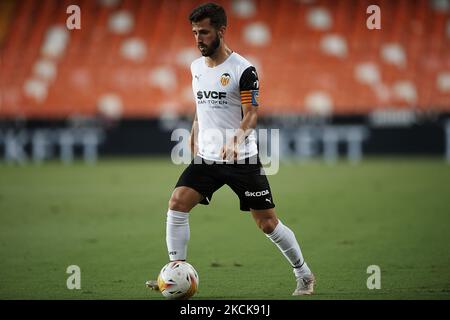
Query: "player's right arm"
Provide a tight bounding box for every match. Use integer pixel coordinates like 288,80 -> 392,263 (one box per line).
189,112 -> 198,157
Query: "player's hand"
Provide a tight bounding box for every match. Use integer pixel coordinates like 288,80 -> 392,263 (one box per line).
221,143 -> 238,161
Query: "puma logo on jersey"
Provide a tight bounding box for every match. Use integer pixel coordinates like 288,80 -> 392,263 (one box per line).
197,91 -> 227,100
252,70 -> 259,88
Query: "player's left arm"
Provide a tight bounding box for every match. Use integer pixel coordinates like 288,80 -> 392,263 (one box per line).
234,103 -> 258,144
221,66 -> 259,160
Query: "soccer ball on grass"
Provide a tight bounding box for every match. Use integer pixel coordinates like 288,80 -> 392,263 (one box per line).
157,261 -> 199,300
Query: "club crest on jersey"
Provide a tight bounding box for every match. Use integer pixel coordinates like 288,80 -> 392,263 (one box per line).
220,73 -> 231,86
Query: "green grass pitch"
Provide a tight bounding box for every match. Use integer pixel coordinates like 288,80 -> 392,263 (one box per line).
0,157 -> 449,299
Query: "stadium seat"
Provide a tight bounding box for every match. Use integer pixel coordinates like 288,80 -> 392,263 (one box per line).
1,0 -> 449,118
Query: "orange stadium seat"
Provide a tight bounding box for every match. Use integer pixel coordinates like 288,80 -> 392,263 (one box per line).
1,0 -> 449,118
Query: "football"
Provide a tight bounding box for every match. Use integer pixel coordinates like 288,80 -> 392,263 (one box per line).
157,261 -> 199,300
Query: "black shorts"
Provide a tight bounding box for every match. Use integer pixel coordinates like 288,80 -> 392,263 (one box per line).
175,155 -> 275,212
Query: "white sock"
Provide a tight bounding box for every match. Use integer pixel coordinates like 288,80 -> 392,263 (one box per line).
266,220 -> 307,271
293,262 -> 312,278
166,209 -> 190,261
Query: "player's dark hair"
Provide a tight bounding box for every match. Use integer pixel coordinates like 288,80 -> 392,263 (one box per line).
189,2 -> 227,30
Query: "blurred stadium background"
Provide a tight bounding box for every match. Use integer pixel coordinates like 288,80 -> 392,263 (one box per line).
1,0 -> 450,300
0,0 -> 449,162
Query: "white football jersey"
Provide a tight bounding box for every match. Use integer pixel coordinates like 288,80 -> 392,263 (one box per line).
190,52 -> 260,162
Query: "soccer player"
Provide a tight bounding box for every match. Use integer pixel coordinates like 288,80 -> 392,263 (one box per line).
147,2 -> 315,296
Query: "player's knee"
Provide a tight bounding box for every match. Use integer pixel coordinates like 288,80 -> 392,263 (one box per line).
257,217 -> 278,234
168,196 -> 191,213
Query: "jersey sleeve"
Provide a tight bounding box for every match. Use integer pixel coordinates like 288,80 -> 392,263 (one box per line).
239,66 -> 259,107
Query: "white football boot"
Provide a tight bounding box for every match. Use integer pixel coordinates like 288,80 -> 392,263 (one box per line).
292,272 -> 315,296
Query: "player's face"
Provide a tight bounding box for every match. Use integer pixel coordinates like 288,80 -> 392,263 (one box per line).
192,18 -> 221,57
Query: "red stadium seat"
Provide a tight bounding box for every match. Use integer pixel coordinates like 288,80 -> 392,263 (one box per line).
1,0 -> 449,118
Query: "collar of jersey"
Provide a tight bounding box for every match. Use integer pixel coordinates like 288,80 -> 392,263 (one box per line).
203,51 -> 235,69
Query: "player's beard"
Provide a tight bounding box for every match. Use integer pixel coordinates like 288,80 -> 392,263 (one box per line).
198,32 -> 221,57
